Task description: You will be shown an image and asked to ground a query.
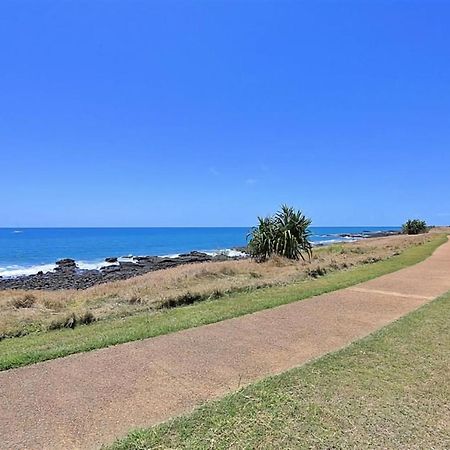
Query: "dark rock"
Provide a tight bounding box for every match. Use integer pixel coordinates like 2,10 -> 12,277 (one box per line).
364,230 -> 400,239
338,230 -> 401,240
100,265 -> 121,274
119,261 -> 144,268
0,250 -> 249,291
178,251 -> 210,258
134,256 -> 160,263
105,257 -> 118,263
56,258 -> 76,267
55,258 -> 77,272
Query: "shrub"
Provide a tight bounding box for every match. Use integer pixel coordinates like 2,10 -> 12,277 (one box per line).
402,219 -> 428,235
248,205 -> 312,261
209,289 -> 224,299
41,296 -> 66,311
48,313 -> 77,330
78,310 -> 95,325
159,291 -> 203,309
362,256 -> 382,264
11,293 -> 36,308
307,266 -> 327,278
249,271 -> 262,278
127,293 -> 143,305
219,266 -> 237,276
47,311 -> 96,331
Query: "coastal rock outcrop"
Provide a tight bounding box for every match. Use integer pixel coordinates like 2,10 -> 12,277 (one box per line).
339,230 -> 400,239
105,257 -> 118,263
55,259 -> 77,269
0,251 -> 245,291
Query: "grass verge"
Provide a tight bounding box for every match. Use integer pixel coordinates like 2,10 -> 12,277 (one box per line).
0,234 -> 446,371
110,290 -> 450,450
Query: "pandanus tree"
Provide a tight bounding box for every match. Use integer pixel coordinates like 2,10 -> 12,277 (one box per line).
248,205 -> 313,262
247,216 -> 277,262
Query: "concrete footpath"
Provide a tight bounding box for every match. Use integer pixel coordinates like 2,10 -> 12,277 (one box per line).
1,239 -> 450,449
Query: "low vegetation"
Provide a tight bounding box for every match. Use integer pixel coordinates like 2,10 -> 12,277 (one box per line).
110,291 -> 450,450
248,205 -> 312,261
0,232 -> 445,371
402,218 -> 428,235
9,293 -> 36,309
0,232 -> 436,340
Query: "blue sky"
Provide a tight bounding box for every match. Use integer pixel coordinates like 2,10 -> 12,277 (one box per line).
1,1 -> 449,227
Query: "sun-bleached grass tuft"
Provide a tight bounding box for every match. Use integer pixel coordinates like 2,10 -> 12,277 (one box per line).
9,293 -> 36,309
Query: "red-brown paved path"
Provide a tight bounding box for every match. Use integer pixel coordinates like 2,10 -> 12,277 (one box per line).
1,239 -> 450,449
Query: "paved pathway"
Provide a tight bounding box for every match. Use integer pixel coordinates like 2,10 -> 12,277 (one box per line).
1,239 -> 450,449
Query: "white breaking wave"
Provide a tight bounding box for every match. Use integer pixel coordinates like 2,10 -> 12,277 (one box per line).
0,259 -> 120,278
205,249 -> 247,258
312,237 -> 360,246
161,249 -> 247,258
0,249 -> 247,278
77,260 -> 119,271
0,263 -> 57,278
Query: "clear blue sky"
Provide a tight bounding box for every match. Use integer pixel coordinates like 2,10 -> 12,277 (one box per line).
1,1 -> 449,227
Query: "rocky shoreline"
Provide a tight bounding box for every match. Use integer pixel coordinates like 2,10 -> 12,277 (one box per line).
338,230 -> 400,239
0,251 -> 246,291
0,230 -> 400,291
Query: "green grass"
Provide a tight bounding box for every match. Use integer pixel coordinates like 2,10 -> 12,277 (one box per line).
0,234 -> 446,371
110,291 -> 450,450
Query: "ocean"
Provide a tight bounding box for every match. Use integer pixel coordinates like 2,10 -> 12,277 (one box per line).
0,227 -> 400,277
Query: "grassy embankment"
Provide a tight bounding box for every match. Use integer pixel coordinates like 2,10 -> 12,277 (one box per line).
110,291 -> 450,450
0,234 -> 445,371
1,233 -> 429,339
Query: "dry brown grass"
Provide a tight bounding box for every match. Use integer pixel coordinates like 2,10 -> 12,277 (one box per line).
0,232 -> 439,338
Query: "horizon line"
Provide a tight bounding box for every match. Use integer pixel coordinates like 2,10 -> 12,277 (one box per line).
0,225 -> 403,229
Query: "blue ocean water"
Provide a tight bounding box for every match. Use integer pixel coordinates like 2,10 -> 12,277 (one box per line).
0,227 -> 400,277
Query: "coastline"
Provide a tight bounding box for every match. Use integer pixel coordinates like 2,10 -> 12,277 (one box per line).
0,251 -> 246,291
0,230 -> 400,291
0,232 -> 444,366
0,231 -> 440,342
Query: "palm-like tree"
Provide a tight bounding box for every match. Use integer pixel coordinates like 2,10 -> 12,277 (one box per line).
274,205 -> 312,260
247,216 -> 277,262
248,205 -> 312,261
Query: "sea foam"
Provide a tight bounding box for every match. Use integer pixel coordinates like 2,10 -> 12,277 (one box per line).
0,263 -> 57,278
